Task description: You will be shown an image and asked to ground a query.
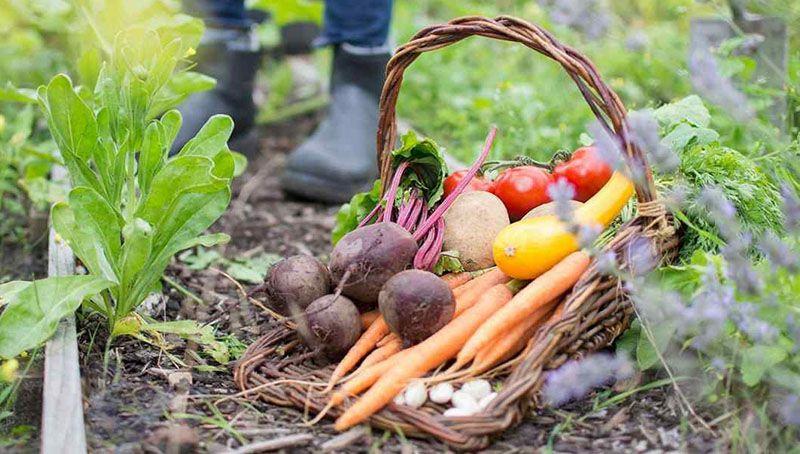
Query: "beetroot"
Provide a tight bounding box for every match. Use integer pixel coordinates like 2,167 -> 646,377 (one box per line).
378,269 -> 455,346
263,255 -> 330,316
299,294 -> 361,359
329,222 -> 418,306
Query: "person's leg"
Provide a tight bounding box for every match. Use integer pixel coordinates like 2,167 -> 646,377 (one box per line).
172,1 -> 261,155
316,0 -> 393,48
281,0 -> 393,204
182,0 -> 250,29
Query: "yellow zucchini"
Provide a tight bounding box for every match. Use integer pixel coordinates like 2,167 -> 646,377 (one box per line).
492,172 -> 634,279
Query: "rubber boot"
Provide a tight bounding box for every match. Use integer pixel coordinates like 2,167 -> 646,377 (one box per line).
172,27 -> 262,156
281,45 -> 390,204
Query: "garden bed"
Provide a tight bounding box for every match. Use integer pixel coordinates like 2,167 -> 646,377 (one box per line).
70,118 -> 715,453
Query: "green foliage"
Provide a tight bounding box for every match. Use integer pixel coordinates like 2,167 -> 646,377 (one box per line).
180,247 -> 282,284
0,3 -> 238,356
246,0 -> 323,25
331,179 -> 382,245
0,276 -> 113,358
652,97 -> 784,260
390,131 -> 449,207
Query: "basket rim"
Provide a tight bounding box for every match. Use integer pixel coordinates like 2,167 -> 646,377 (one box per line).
375,15 -> 660,207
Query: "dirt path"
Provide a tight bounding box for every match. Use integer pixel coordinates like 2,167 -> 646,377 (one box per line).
74,116 -> 715,453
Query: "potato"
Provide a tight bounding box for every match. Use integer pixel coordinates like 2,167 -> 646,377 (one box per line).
442,191 -> 509,271
522,200 -> 584,220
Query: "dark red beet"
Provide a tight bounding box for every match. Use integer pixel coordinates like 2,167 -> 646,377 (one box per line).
299,294 -> 361,359
329,222 -> 418,307
378,269 -> 455,346
264,255 -> 330,316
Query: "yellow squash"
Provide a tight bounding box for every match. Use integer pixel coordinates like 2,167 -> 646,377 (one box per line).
492,172 -> 634,279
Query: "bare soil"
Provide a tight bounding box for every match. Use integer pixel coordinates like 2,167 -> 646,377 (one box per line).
74,116 -> 717,453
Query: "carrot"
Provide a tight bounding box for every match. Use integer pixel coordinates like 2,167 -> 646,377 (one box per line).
327,269 -> 507,393
375,333 -> 398,348
329,353 -> 404,407
452,267 -> 507,299
358,337 -> 402,370
360,310 -> 380,330
452,269 -> 510,316
326,317 -> 390,391
334,283 -> 516,431
455,251 -> 589,369
441,272 -> 472,289
470,301 -> 562,375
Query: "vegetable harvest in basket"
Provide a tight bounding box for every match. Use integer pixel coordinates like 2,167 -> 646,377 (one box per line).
249,123 -> 639,429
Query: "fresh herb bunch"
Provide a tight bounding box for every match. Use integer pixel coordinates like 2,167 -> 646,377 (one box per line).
0,4 -> 240,359
652,96 -> 784,261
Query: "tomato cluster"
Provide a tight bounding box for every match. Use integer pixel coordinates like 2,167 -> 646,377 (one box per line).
443,146 -> 612,221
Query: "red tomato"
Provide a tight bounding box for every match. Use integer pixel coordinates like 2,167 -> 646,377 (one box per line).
491,166 -> 553,220
443,170 -> 493,198
552,146 -> 612,202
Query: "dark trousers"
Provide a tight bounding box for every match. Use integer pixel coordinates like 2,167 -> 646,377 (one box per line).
185,0 -> 392,47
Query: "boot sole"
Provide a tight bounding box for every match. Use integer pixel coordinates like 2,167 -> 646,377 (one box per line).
281,169 -> 373,205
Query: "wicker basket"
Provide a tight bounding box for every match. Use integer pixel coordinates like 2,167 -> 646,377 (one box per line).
234,15 -> 679,450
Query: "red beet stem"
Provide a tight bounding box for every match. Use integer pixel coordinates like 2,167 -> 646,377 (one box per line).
413,226 -> 437,269
406,196 -> 425,232
382,161 -> 410,223
395,190 -> 418,228
412,126 -> 498,242
358,200 -> 383,228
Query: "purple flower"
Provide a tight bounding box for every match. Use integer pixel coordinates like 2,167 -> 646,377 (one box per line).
595,251 -> 618,276
786,315 -> 800,353
588,120 -> 625,171
625,30 -> 649,52
688,49 -> 754,122
778,394 -> 800,426
699,186 -> 736,226
781,185 -> 800,234
539,0 -> 610,39
627,110 -> 679,174
625,235 -> 658,276
758,231 -> 798,271
542,352 -> 633,407
577,224 -> 602,249
547,177 -> 577,223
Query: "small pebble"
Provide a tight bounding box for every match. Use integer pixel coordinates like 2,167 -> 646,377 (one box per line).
393,393 -> 405,406
429,383 -> 454,404
443,407 -> 476,417
478,392 -> 497,409
404,381 -> 427,408
461,379 -> 492,400
451,390 -> 479,411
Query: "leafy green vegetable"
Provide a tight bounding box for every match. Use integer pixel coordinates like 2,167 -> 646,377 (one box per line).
332,179 -> 382,245
0,276 -> 113,359
740,344 -> 789,387
653,97 -> 784,261
391,131 -> 449,207
0,4 -> 238,349
432,251 -> 465,276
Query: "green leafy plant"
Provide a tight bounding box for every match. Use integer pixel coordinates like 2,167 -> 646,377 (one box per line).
0,5 -> 240,359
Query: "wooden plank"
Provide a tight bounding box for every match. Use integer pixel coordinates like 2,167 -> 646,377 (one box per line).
41,166 -> 87,454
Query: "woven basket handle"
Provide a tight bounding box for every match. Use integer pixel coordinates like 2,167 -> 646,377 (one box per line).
376,15 -> 658,205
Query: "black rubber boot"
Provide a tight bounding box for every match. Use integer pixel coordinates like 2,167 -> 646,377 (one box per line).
281,45 -> 390,204
172,27 -> 262,156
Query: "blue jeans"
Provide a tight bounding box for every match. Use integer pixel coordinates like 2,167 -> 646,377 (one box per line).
187,0 -> 393,47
